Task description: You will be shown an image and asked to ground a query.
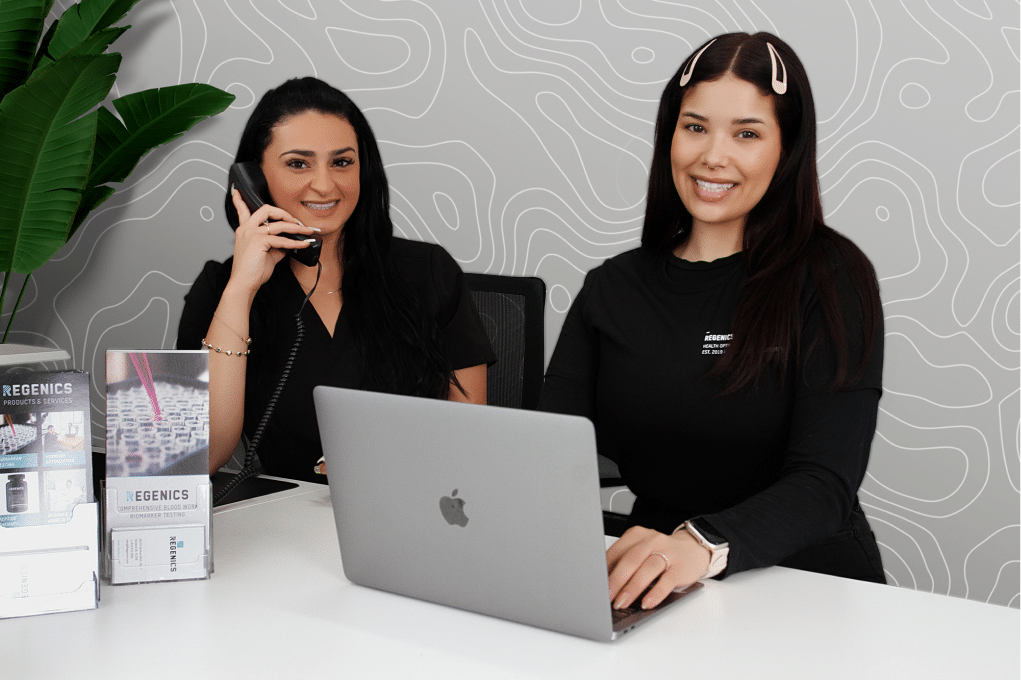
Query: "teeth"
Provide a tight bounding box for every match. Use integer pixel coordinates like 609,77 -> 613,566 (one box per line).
304,201 -> 337,210
696,179 -> 734,192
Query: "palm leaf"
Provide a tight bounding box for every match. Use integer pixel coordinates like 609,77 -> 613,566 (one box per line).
0,53 -> 119,273
67,184 -> 115,239
0,0 -> 49,98
86,83 -> 235,189
30,3 -> 59,71
46,0 -> 139,61
33,25 -> 126,73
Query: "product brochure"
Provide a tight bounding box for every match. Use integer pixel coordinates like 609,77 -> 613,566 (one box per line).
1,371 -> 91,528
105,350 -> 212,584
0,370 -> 98,618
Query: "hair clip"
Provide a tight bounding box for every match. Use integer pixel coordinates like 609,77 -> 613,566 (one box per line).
766,42 -> 787,95
679,39 -> 716,87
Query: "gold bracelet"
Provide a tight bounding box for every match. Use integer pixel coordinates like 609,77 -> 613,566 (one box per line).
201,337 -> 252,357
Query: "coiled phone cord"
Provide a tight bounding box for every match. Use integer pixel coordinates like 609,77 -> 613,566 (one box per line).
212,261 -> 321,505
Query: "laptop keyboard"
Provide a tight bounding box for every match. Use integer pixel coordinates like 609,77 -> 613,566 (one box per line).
611,604 -> 643,620
610,583 -> 704,632
610,602 -> 656,631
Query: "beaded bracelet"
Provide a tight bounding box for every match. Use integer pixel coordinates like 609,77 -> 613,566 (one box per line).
201,337 -> 252,357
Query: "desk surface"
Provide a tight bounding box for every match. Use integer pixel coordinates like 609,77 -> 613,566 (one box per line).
5,482 -> 1018,679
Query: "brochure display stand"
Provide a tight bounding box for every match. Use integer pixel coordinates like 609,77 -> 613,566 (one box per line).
0,503 -> 99,617
0,363 -> 98,619
104,480 -> 212,583
103,351 -> 212,584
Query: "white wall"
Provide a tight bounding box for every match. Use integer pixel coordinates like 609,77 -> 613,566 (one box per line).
6,0 -> 1018,607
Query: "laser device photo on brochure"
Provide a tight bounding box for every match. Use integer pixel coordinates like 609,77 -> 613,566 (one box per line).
228,162 -> 322,267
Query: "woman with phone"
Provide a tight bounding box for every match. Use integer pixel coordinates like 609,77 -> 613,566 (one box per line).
539,33 -> 886,608
177,78 -> 494,483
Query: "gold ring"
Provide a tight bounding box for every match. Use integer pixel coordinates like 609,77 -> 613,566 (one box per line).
650,552 -> 670,571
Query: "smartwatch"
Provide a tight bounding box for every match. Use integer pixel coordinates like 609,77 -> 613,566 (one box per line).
677,518 -> 729,579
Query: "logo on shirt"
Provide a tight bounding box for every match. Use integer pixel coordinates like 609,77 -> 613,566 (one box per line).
702,331 -> 733,356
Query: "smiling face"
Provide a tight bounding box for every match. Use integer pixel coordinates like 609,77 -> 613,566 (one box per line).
671,74 -> 783,243
260,110 -> 360,240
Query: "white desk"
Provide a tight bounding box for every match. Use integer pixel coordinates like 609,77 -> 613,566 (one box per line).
4,482 -> 1018,679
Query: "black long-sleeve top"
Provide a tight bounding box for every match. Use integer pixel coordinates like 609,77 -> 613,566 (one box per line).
539,244 -> 884,578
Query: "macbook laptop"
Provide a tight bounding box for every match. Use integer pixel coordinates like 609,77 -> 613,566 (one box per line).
313,386 -> 702,641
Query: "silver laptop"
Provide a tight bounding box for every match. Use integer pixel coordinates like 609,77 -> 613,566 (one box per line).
313,386 -> 702,641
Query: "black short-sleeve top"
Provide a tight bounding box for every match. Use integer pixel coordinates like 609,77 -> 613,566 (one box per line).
177,238 -> 495,482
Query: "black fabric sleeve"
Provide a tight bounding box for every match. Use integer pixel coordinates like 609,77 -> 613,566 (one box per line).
700,266 -> 884,577
700,386 -> 880,575
176,260 -> 231,350
424,244 -> 496,370
537,269 -> 600,421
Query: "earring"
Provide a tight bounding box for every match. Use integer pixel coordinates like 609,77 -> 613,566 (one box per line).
679,39 -> 716,87
766,42 -> 787,95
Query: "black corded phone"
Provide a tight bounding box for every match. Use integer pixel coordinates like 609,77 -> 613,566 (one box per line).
228,161 -> 322,267
215,164 -> 326,505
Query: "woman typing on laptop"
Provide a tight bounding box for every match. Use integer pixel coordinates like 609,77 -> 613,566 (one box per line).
177,78 -> 494,484
539,33 -> 886,609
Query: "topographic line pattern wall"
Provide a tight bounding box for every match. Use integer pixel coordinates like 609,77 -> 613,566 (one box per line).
5,0 -> 1018,607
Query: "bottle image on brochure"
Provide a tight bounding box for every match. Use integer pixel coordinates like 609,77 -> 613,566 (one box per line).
6,473 -> 28,513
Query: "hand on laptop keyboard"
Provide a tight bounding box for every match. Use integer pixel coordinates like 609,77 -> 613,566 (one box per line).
606,525 -> 711,610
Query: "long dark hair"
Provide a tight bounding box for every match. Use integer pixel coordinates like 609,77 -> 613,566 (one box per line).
227,77 -> 456,398
642,33 -> 880,391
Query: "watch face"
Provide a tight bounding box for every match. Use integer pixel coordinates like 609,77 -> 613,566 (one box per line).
689,519 -> 727,547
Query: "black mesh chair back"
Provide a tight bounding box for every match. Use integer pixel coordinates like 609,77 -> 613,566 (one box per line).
464,273 -> 545,410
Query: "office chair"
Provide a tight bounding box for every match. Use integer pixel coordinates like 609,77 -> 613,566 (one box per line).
599,456 -> 636,537
464,273 -> 546,410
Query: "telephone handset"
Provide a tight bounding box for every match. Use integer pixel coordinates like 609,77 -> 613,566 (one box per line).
215,163 -> 324,506
228,162 -> 322,267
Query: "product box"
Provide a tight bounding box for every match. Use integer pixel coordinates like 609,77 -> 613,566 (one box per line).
0,370 -> 98,618
104,350 -> 212,584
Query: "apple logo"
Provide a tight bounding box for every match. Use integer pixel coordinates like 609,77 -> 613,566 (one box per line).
439,489 -> 469,527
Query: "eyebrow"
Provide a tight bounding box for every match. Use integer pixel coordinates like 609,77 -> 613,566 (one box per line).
680,112 -> 768,125
278,147 -> 356,158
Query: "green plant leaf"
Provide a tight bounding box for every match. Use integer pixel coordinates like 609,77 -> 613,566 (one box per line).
0,0 -> 49,98
0,53 -> 119,274
31,4 -> 59,71
88,83 -> 235,188
67,184 -> 115,239
33,25 -> 126,73
46,0 -> 139,61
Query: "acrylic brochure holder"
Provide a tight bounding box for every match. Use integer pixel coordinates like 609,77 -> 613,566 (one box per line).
0,503 -> 99,618
0,367 -> 98,618
104,350 -> 212,584
104,477 -> 211,583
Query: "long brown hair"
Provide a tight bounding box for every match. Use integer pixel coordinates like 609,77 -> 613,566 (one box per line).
642,33 -> 881,392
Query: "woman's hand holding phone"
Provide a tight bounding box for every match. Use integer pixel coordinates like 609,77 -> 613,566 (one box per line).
204,189 -> 318,473
227,188 -> 318,295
